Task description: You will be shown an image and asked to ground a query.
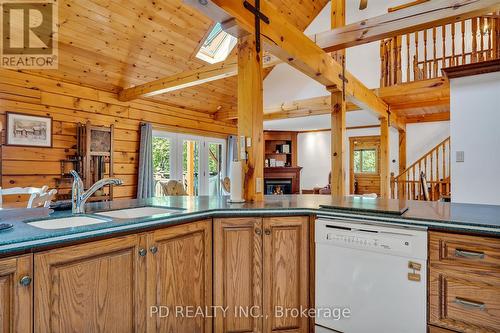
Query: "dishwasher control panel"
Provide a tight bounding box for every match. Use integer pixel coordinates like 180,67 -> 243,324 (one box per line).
316,218 -> 427,259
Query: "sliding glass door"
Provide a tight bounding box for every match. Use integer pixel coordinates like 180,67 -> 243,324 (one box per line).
152,130 -> 226,196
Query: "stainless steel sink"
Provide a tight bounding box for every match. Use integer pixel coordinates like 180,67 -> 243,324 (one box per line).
95,207 -> 184,219
27,216 -> 109,230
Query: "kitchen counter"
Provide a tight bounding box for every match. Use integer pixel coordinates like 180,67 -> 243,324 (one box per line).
0,195 -> 499,256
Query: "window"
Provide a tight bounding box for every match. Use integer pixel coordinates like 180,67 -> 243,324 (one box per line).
152,130 -> 226,196
353,149 -> 378,173
195,23 -> 237,64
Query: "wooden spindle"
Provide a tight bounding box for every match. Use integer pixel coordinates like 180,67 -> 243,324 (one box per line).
380,42 -> 385,87
442,25 -> 446,70
435,150 -> 439,183
414,31 -> 419,80
480,17 -> 485,62
423,29 -> 428,79
461,20 -> 466,65
432,27 -> 438,78
442,143 -> 446,182
451,22 -> 456,66
396,36 -> 402,84
406,33 -> 410,82
472,17 -> 478,63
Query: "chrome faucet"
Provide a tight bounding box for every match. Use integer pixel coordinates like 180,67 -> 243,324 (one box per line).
70,170 -> 123,214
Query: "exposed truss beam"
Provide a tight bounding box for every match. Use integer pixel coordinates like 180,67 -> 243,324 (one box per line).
184,0 -> 405,130
120,0 -> 497,105
313,0 -> 500,52
118,54 -> 280,101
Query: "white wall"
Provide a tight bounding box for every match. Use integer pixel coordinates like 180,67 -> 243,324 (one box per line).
297,122 -> 451,192
298,127 -> 399,193
406,121 -> 450,165
450,71 -> 500,205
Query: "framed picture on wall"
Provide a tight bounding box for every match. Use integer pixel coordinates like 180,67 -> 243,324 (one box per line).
6,112 -> 52,148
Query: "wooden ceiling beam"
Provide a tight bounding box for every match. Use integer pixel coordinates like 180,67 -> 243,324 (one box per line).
313,0 -> 500,52
404,112 -> 450,123
118,54 -> 281,101
184,0 -> 405,130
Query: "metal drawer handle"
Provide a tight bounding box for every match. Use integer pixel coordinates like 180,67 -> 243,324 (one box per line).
138,248 -> 147,257
455,249 -> 485,259
454,297 -> 486,311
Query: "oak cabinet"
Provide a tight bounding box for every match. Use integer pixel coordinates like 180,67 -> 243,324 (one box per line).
34,234 -> 148,333
429,232 -> 500,333
0,254 -> 33,333
214,216 -> 310,333
214,217 -> 263,333
263,216 -> 309,333
33,220 -> 212,333
148,220 -> 212,333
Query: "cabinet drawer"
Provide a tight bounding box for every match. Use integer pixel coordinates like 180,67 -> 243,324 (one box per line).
429,270 -> 500,332
429,232 -> 500,274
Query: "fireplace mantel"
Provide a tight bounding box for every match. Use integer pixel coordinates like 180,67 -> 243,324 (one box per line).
264,167 -> 302,194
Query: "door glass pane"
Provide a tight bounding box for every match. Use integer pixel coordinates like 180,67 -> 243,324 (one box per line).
152,137 -> 171,196
208,143 -> 223,196
182,140 -> 200,196
361,149 -> 377,173
353,150 -> 361,173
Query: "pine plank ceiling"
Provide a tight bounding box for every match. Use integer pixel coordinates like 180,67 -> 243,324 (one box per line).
22,0 -> 329,117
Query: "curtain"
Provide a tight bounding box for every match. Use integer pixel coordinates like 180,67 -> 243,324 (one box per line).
226,135 -> 238,178
137,123 -> 154,199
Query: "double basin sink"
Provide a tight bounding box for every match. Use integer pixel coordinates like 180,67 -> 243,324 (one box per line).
27,206 -> 184,230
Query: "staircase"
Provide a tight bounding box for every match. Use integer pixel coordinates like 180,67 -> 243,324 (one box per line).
391,137 -> 450,201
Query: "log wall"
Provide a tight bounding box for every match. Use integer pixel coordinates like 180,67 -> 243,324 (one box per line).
0,70 -> 237,206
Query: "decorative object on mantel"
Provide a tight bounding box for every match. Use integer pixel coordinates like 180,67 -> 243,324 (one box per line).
228,160 -> 245,203
5,112 -> 52,148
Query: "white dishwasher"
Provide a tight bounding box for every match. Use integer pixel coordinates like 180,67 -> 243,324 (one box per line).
315,218 -> 427,333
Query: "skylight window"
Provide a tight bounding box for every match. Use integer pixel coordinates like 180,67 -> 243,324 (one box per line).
196,23 -> 237,64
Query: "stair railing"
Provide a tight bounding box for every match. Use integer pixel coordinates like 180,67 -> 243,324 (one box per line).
381,14 -> 499,87
391,137 -> 451,201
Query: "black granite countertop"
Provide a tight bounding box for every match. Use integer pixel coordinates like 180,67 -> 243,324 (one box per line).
0,195 -> 499,257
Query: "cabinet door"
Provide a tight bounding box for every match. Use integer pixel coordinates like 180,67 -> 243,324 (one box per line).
214,217 -> 263,333
0,254 -> 32,333
148,219 -> 212,333
263,216 -> 309,333
34,234 -> 147,333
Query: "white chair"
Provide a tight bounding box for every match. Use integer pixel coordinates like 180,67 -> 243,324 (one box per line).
0,186 -> 57,208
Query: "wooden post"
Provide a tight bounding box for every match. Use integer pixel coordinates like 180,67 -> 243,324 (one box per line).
238,35 -> 264,202
398,126 -> 407,199
380,117 -> 390,198
330,89 -> 346,197
331,0 -> 345,63
187,141 -> 195,195
330,0 -> 346,197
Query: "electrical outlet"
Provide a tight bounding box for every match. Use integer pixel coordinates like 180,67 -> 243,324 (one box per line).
456,151 -> 465,163
246,137 -> 252,147
256,178 -> 262,193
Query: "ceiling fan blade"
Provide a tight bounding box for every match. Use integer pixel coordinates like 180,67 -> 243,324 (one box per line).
359,0 -> 368,10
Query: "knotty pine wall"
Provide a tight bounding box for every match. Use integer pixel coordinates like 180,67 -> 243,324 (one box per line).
0,70 -> 237,207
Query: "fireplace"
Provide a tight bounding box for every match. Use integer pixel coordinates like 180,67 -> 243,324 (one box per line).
265,178 -> 293,195
264,166 -> 302,194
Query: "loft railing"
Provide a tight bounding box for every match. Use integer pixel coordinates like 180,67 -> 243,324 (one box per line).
380,14 -> 499,87
391,137 -> 450,201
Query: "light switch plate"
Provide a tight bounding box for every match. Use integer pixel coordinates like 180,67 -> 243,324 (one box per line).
456,151 -> 465,163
